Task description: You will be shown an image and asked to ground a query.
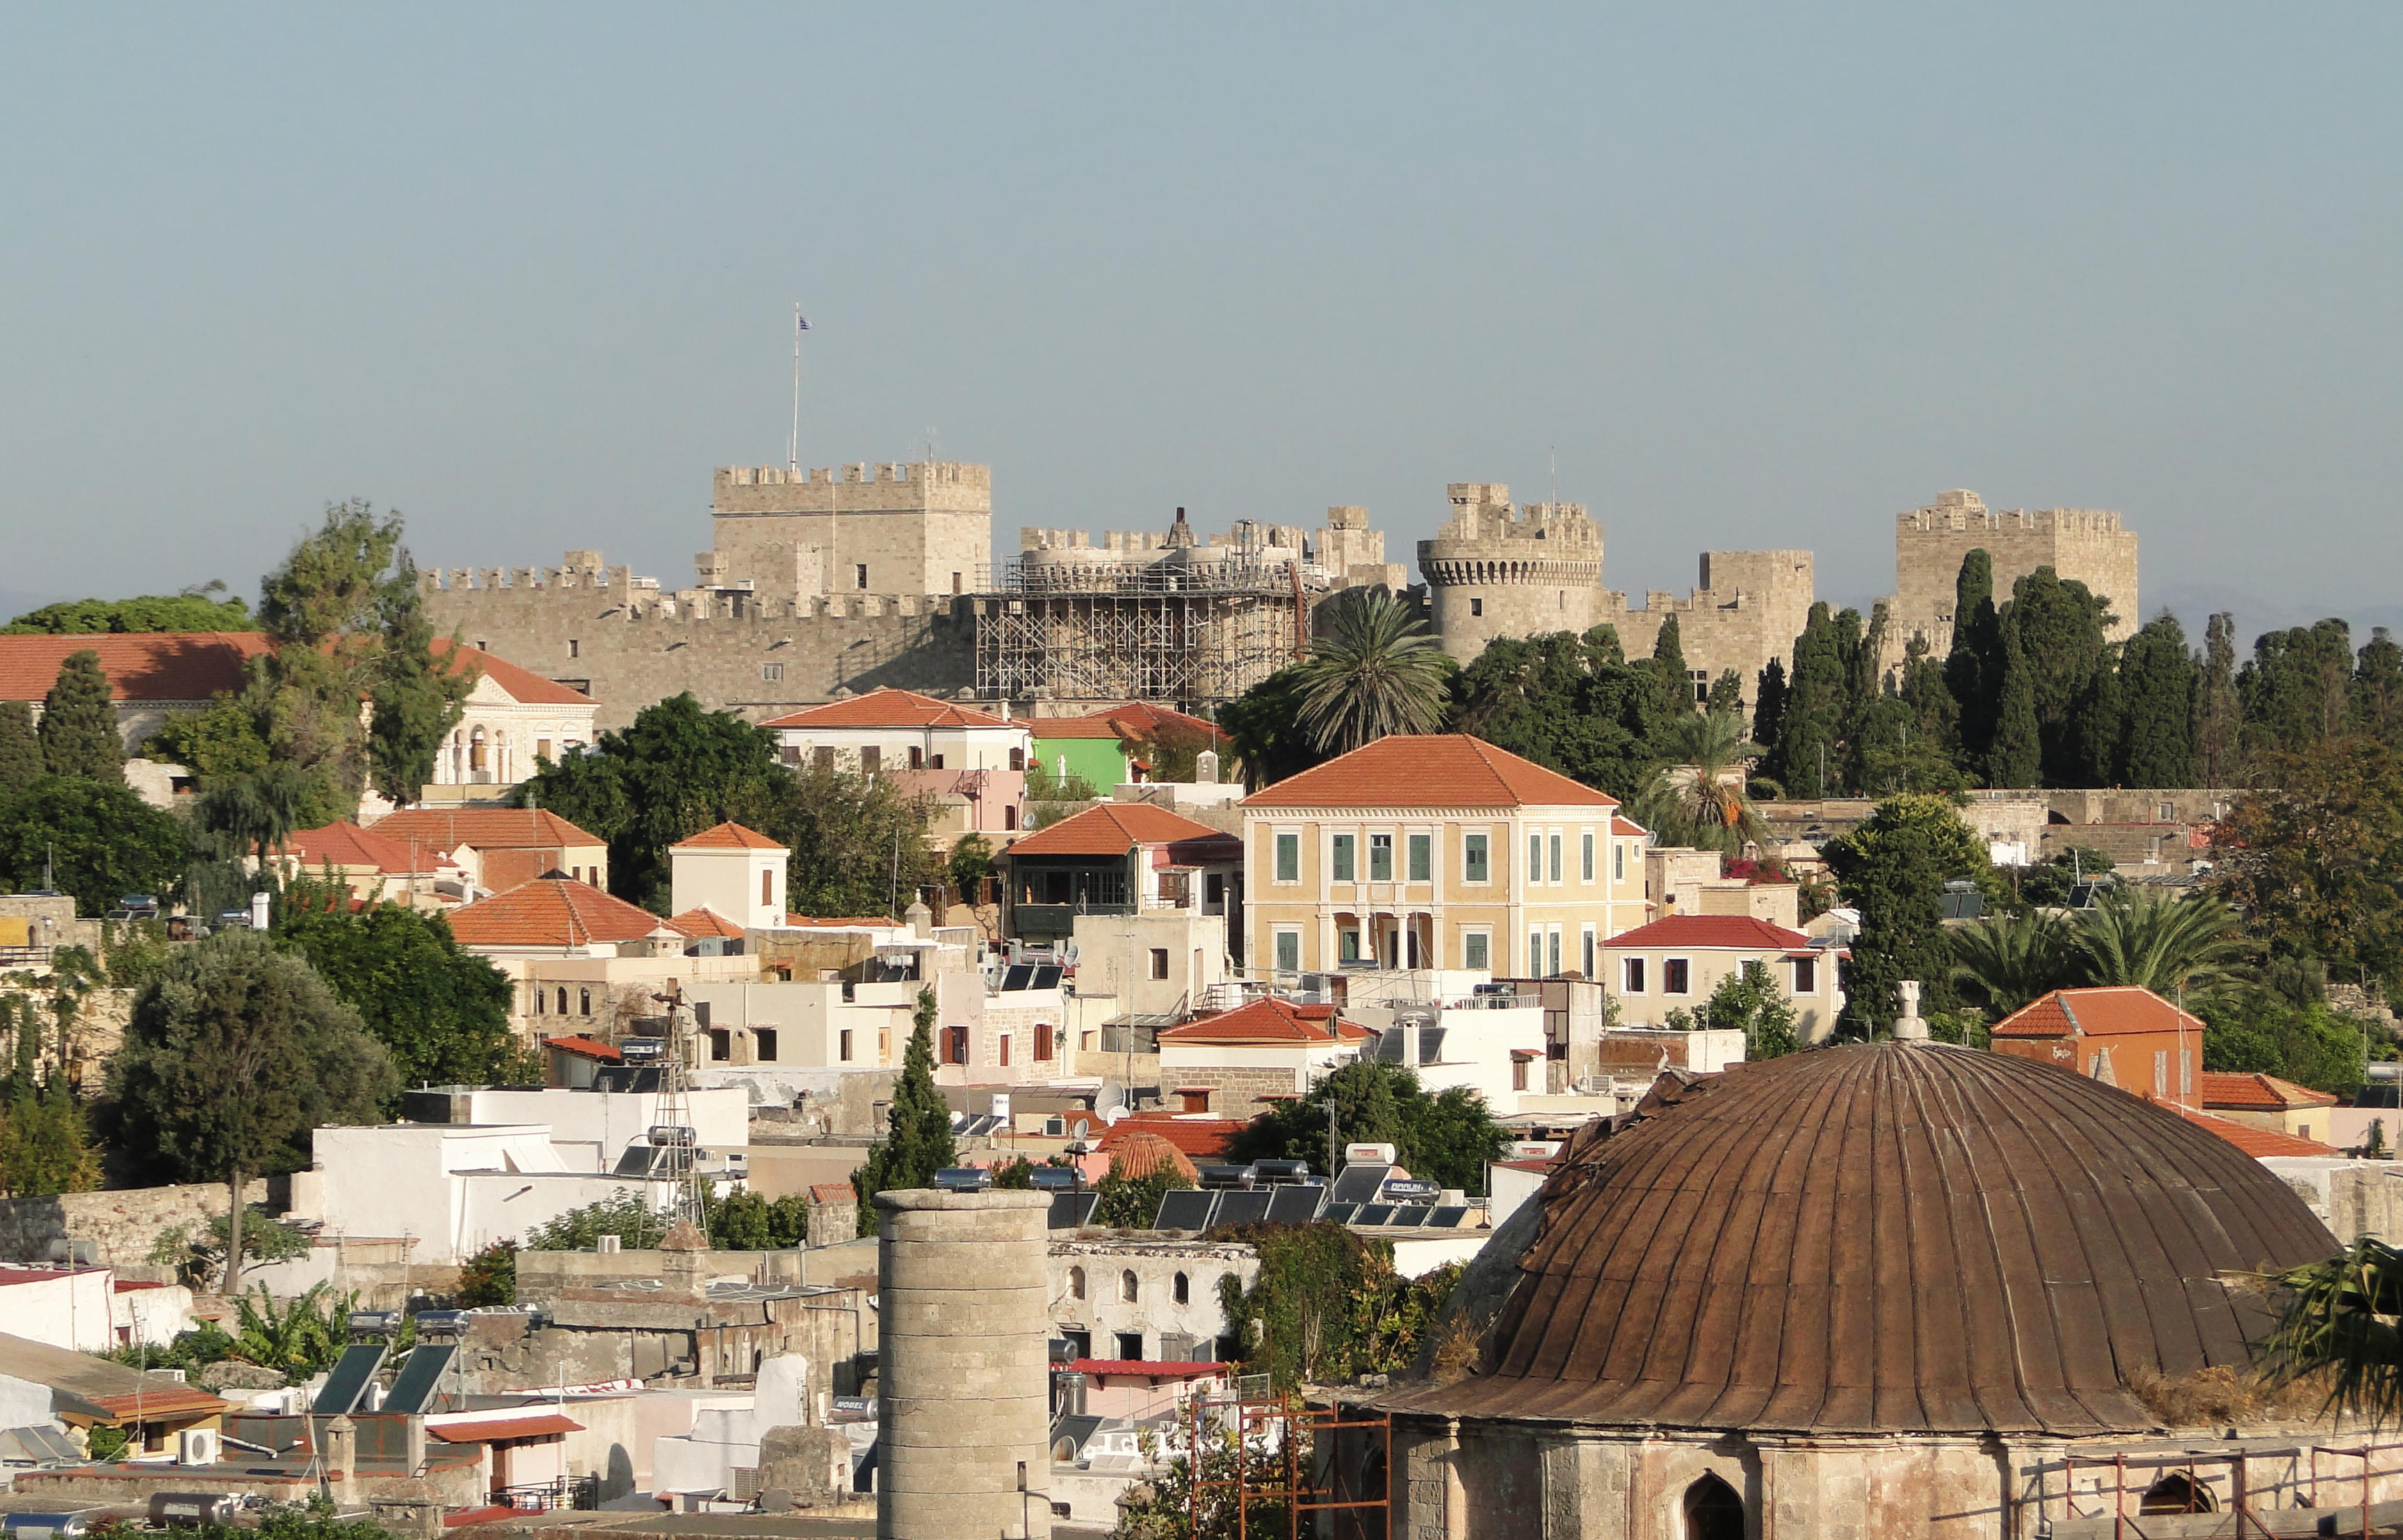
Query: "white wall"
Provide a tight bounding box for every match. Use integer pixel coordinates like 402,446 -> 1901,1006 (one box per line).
111,1281 -> 196,1347
670,847 -> 786,929
0,1371 -> 54,1431
465,1088 -> 749,1166
0,1269 -> 115,1351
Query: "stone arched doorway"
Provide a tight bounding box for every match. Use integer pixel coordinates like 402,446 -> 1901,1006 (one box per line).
2141,1473 -> 2217,1514
1682,1472 -> 1745,1540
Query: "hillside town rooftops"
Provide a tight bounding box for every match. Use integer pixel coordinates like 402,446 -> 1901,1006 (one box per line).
0,631 -> 272,704
1240,734 -> 1619,810
761,687 -> 1015,730
448,877 -> 672,950
1005,802 -> 1236,858
366,807 -> 606,853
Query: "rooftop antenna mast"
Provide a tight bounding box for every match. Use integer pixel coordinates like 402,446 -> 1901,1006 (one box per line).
788,304 -> 809,473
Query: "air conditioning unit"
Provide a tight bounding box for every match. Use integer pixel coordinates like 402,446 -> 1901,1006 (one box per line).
176,1427 -> 220,1467
596,1234 -> 622,1254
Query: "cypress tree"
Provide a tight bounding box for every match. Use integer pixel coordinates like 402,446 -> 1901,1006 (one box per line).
2352,627 -> 2403,750
2239,619 -> 2354,761
2117,613 -> 2199,786
2195,613 -> 2242,785
1704,670 -> 1745,722
1987,617 -> 2041,788
367,558 -> 476,804
0,702 -> 42,787
1895,633 -> 1959,753
1647,615 -> 1694,720
1773,605 -> 1845,799
852,989 -> 957,1231
1751,659 -> 1790,762
1824,794 -> 1985,1035
38,650 -> 122,782
1944,550 -> 2003,764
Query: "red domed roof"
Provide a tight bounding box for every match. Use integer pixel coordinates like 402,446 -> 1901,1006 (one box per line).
1389,1043 -> 2333,1436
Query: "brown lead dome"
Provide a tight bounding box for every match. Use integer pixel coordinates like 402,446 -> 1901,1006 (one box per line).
1398,1043 -> 2335,1435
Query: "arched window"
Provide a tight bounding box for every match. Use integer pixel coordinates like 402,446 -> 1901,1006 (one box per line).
1067,1266 -> 1085,1302
1172,1272 -> 1190,1305
578,989 -> 592,1016
556,987 -> 569,1016
1121,1270 -> 1139,1303
1682,1473 -> 1745,1540
533,987 -> 544,1015
2142,1475 -> 2217,1515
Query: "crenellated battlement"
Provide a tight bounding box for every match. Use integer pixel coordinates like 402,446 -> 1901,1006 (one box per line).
418,551 -> 955,619
716,460 -> 991,493
1886,487 -> 2140,658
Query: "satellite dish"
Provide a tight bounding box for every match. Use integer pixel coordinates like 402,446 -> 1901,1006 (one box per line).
1102,1105 -> 1126,1126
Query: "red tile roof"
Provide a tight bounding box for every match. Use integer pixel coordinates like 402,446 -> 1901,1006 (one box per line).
1990,986 -> 2206,1040
2199,1071 -> 2339,1111
427,1413 -> 583,1443
1030,703 -> 1222,742
1094,1131 -> 1204,1183
367,807 -> 606,852
761,688 -> 1017,730
670,821 -> 784,851
544,1035 -> 622,1063
1006,802 -> 1237,858
1158,996 -> 1370,1046
427,638 -> 596,706
666,906 -> 747,940
448,878 -> 670,950
1611,816 -> 1649,836
1241,735 -> 1619,810
1069,1359 -> 1231,1380
809,1183 -> 855,1206
281,821 -> 448,875
0,631 -> 271,705
2176,1106 -> 2338,1158
1603,915 -> 1812,951
1096,1116 -> 1244,1164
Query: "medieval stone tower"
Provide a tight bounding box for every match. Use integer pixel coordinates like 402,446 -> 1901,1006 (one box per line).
1418,483 -> 1610,661
1886,489 -> 2139,660
709,460 -> 994,601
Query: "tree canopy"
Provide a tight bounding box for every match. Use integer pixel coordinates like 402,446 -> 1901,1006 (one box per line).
39,650 -> 123,782
1227,1059 -> 1509,1195
851,989 -> 957,1230
2213,736 -> 2403,989
1291,589 -> 1454,755
0,776 -> 189,915
1825,793 -> 1991,1034
5,590 -> 252,635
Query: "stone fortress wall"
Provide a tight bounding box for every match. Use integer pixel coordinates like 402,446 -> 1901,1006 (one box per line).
1418,482 -> 1817,702
710,460 -> 992,601
1886,488 -> 2140,663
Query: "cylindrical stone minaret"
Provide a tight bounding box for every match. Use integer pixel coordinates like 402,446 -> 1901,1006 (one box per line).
875,1188 -> 1053,1540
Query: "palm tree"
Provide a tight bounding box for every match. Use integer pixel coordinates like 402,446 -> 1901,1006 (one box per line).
2072,890 -> 2250,1005
2263,1237 -> 2403,1421
1948,911 -> 2078,1016
1293,590 -> 1453,756
1643,709 -> 1767,856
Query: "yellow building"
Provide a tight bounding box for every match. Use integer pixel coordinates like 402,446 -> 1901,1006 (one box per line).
1239,735 -> 1649,979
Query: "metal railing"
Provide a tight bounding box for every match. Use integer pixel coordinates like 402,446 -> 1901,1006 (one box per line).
492,1475 -> 599,1512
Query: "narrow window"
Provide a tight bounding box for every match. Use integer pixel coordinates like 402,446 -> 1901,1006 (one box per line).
1548,927 -> 1562,977
1331,834 -> 1356,882
1122,1271 -> 1139,1303
1340,928 -> 1361,963
1003,805 -> 1018,831
909,745 -> 925,770
1149,948 -> 1170,980
1512,1057 -> 1530,1092
1173,1272 -> 1190,1304
1036,1023 -> 1053,1060
1368,834 -> 1393,881
1275,833 -> 1300,883
1068,1266 -> 1085,1301
952,572 -> 963,594
1581,926 -> 1596,979
1582,832 -> 1594,882
1463,932 -> 1489,971
1624,957 -> 1646,994
568,639 -> 580,659
1793,956 -> 1815,994
578,988 -> 591,1016
1469,597 -> 1483,617
761,870 -> 773,906
855,563 -> 869,590
1463,833 -> 1489,882
1664,958 -> 1691,995
1549,834 -> 1563,884
1529,834 -> 1542,884
861,745 -> 881,773
1009,747 -> 1025,770
1274,930 -> 1300,971
1614,841 -> 1626,882
1528,930 -> 1542,975
709,1027 -> 731,1060
1407,833 -> 1431,882
998,1035 -> 1010,1067
556,987 -> 568,1015
754,1028 -> 778,1062
839,1028 -> 854,1062
813,745 -> 836,772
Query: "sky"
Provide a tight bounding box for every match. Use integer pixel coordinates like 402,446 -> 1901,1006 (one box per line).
4,5 -> 2401,639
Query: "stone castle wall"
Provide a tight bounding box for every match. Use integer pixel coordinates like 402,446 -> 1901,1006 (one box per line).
711,460 -> 992,603
421,558 -> 975,732
1888,488 -> 2140,660
1596,549 -> 1817,702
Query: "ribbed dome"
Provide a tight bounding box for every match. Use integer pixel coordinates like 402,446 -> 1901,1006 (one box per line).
1400,1044 -> 2335,1435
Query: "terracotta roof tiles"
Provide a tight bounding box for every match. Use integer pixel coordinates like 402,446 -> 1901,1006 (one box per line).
2198,1071 -> 2339,1110
1158,996 -> 1370,1045
543,1035 -> 622,1063
761,688 -> 1017,730
1603,914 -> 1812,951
1092,1130 -> 1204,1182
1990,986 -> 2206,1039
665,906 -> 748,940
670,822 -> 785,851
280,821 -> 448,875
2177,1105 -> 2339,1157
1095,1116 -> 1243,1164
0,631 -> 270,705
1242,734 -> 1619,810
1006,802 -> 1238,858
366,807 -> 606,853
1030,703 -> 1222,742
448,877 -> 671,950
427,638 -> 596,706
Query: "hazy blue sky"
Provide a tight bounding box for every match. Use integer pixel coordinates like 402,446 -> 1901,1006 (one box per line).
5,6 -> 2400,635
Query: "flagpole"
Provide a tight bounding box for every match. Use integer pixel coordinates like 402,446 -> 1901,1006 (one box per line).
789,303 -> 802,473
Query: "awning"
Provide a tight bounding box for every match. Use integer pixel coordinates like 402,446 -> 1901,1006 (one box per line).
426,1413 -> 582,1443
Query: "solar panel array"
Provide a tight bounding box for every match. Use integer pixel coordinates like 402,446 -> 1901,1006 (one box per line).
1136,1162 -> 1478,1232
1264,1185 -> 1326,1226
1328,1164 -> 1391,1204
381,1343 -> 459,1415
1048,1191 -> 1099,1230
1213,1190 -> 1274,1229
313,1343 -> 388,1416
1153,1189 -> 1218,1231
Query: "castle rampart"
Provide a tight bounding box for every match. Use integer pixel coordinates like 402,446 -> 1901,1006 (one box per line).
709,459 -> 992,603
1886,489 -> 2139,663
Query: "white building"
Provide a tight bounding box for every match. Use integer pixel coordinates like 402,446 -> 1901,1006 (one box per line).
0,1265 -> 119,1352
668,823 -> 789,932
423,640 -> 603,795
762,688 -> 1033,838
1342,973 -> 1553,1117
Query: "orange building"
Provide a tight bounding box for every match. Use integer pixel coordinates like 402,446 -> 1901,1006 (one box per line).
1989,986 -> 2208,1105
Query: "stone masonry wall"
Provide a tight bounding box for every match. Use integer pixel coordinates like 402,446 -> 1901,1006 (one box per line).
421,560 -> 976,731
711,460 -> 992,602
0,1179 -> 266,1267
1888,489 -> 2141,663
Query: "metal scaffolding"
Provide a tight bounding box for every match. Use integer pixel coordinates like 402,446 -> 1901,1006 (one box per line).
972,558 -> 1310,711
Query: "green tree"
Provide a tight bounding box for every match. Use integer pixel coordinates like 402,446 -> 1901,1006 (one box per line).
1895,632 -> 1961,758
145,697 -> 271,781
1824,793 -> 1989,1034
0,777 -> 189,916
366,567 -> 475,804
104,930 -> 396,1293
946,833 -> 995,907
1633,709 -> 1764,857
2240,619 -> 2355,761
1093,1154 -> 1194,1229
2195,613 -> 2243,784
1985,617 -> 2042,788
852,989 -> 957,1231
782,761 -> 942,919
1450,629 -> 1661,802
1770,603 -> 1846,797
2261,1237 -> 2403,1423
2117,613 -> 2199,786
0,702 -> 42,787
1750,658 -> 1789,759
2199,1000 -> 2372,1097
1948,912 -> 2076,1017
1944,549 -> 2004,764
0,1078 -> 99,1198
2001,567 -> 2116,786
2351,627 -> 2403,751
38,650 -> 123,782
2071,891 -> 2249,1005
195,761 -> 316,869
273,881 -> 526,1091
705,1189 -> 810,1249
1700,961 -> 1799,1059
2212,737 -> 2403,989
1217,667 -> 1324,790
1704,668 -> 1745,721
1227,1060 -> 1508,1195
5,589 -> 252,635
526,1190 -> 669,1249
147,1205 -> 312,1290
1292,589 -> 1453,756
1645,614 -> 1697,726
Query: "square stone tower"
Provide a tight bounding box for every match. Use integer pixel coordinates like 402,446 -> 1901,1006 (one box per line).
1888,489 -> 2139,656
709,460 -> 993,601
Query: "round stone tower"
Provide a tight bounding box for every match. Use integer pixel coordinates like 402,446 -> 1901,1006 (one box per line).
1416,482 -> 1608,665
875,1188 -> 1053,1540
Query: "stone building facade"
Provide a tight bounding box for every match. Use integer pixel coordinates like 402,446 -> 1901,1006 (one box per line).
1417,483 -> 1814,702
1886,487 -> 2141,660
710,460 -> 992,600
